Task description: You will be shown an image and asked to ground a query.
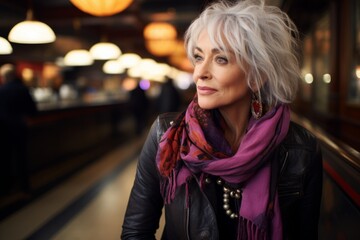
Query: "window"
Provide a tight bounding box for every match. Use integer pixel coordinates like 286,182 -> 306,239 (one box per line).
300,35 -> 314,102
313,13 -> 331,114
348,0 -> 360,104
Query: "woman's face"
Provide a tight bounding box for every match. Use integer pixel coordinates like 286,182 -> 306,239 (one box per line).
193,30 -> 251,111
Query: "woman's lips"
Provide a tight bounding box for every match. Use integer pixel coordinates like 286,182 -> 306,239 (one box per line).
197,86 -> 217,95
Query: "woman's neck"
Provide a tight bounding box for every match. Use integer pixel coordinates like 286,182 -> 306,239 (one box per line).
219,101 -> 251,152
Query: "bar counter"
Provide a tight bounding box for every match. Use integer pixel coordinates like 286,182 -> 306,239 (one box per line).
26,98 -> 131,192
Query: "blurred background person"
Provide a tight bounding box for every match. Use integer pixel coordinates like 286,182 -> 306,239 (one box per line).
0,63 -> 37,196
129,81 -> 149,136
156,76 -> 181,113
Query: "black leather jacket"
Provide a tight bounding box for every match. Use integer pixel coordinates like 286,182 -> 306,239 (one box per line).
122,113 -> 323,240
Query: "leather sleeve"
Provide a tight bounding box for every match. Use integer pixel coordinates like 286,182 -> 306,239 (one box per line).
121,120 -> 164,239
293,139 -> 323,240
280,124 -> 323,240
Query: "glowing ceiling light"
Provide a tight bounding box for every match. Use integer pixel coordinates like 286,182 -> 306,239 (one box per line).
145,39 -> 177,57
304,73 -> 314,84
70,0 -> 133,17
103,60 -> 125,74
118,53 -> 141,68
323,73 -> 331,84
0,37 -> 13,54
143,22 -> 177,57
64,49 -> 94,66
143,22 -> 177,40
90,42 -> 121,60
356,66 -> 360,79
8,10 -> 56,44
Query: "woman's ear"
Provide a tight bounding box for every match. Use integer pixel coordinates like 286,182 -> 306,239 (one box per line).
249,80 -> 261,93
249,75 -> 267,93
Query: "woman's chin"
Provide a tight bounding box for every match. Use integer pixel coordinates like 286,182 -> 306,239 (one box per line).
198,101 -> 217,110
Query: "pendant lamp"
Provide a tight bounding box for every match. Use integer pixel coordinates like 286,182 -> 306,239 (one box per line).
143,22 -> 177,41
117,53 -> 141,68
103,60 -> 125,74
143,22 -> 177,57
145,39 -> 177,57
64,49 -> 94,66
0,37 -> 13,54
8,10 -> 56,44
70,0 -> 133,17
90,42 -> 121,60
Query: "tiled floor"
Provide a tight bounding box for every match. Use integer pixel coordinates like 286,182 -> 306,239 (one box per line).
0,133 -> 164,240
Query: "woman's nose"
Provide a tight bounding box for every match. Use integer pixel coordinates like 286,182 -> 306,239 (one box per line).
195,61 -> 211,81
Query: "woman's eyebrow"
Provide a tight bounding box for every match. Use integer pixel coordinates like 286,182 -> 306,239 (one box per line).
194,46 -> 203,53
194,46 -> 222,54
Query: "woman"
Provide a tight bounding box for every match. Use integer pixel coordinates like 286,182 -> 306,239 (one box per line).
122,0 -> 322,239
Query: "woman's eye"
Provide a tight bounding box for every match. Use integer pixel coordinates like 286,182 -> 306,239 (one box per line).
193,54 -> 203,62
216,56 -> 228,64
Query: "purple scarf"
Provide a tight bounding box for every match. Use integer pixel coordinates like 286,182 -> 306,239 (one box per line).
156,96 -> 289,239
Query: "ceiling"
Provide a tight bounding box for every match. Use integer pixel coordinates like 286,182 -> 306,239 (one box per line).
0,0 -> 328,65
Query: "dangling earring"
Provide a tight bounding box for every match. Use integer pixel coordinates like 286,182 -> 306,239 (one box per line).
251,92 -> 263,119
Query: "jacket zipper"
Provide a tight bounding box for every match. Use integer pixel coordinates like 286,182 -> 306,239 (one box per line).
185,207 -> 191,240
279,191 -> 300,197
185,181 -> 191,240
279,150 -> 289,176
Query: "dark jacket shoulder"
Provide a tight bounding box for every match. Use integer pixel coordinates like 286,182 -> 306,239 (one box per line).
279,121 -> 321,177
156,112 -> 181,141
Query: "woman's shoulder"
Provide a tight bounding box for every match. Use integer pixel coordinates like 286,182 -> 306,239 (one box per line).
282,121 -> 319,150
155,112 -> 181,142
157,112 -> 180,127
278,121 -> 322,177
